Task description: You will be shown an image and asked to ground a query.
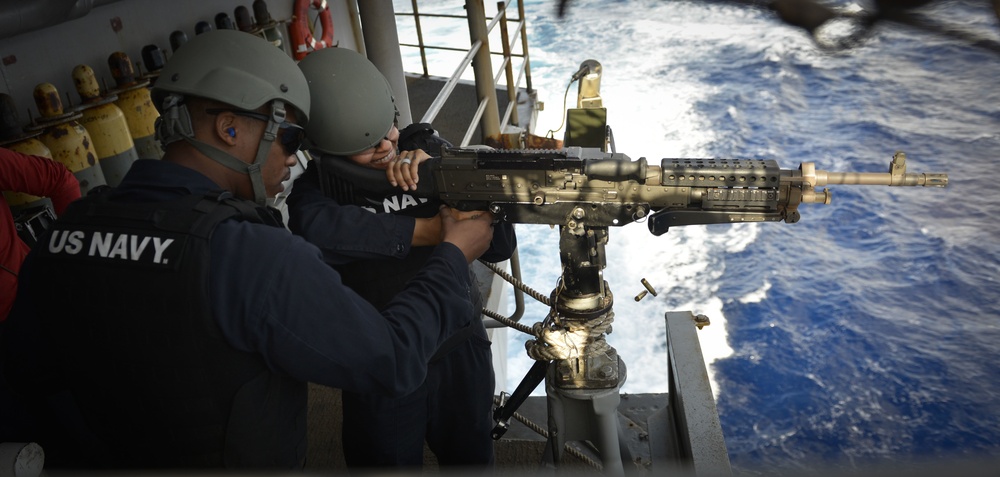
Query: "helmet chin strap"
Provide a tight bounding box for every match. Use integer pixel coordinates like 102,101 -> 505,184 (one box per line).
160,96 -> 285,206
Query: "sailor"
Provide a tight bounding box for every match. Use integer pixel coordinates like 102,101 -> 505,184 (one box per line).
287,47 -> 515,470
0,148 -> 80,322
0,29 -> 495,470
0,147 -> 80,453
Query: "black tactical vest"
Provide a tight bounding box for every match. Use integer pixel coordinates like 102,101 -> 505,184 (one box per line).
29,189 -> 306,469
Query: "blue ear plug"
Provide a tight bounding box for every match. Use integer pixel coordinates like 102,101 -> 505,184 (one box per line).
227,127 -> 236,137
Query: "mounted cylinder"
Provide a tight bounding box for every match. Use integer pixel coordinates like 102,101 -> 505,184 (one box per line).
140,44 -> 166,85
234,5 -> 255,32
169,30 -> 188,52
108,51 -> 163,159
71,63 -> 139,186
26,82 -> 106,196
214,12 -> 235,30
1,93 -> 56,212
253,0 -> 283,48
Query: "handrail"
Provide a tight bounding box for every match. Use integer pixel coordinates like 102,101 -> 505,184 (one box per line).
462,96 -> 491,147
396,0 -> 533,137
397,0 -> 533,326
420,40 -> 482,128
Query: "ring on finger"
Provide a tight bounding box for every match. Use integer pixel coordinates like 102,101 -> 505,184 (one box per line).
400,158 -> 412,165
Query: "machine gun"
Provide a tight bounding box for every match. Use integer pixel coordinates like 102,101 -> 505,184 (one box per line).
318,146 -> 947,233
314,147 -> 947,474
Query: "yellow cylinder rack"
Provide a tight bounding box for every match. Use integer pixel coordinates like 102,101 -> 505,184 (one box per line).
26,82 -> 107,196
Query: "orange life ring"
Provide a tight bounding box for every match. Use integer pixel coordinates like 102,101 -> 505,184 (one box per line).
290,0 -> 334,60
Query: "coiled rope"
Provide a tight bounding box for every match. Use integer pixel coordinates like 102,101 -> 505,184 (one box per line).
478,259 -> 614,362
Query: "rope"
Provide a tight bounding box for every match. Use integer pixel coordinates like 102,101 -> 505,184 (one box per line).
482,306 -> 534,335
477,258 -> 613,362
525,312 -> 613,361
478,259 -> 552,307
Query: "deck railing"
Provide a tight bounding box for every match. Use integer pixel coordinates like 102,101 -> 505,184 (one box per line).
395,0 -> 533,147
395,0 -> 532,326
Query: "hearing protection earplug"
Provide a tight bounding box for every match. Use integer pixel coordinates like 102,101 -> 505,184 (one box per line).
227,127 -> 236,137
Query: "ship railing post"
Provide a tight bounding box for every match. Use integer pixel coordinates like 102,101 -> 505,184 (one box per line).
516,0 -> 533,94
465,0 -> 501,142
497,1 -> 519,127
409,0 -> 429,77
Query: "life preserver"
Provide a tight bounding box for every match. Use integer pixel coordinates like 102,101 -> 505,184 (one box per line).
290,0 -> 334,60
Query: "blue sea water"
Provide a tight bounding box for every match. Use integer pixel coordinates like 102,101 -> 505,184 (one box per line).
398,0 -> 1000,474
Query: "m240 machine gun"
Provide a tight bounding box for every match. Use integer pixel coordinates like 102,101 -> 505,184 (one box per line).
315,147 -> 947,475
427,146 -> 946,231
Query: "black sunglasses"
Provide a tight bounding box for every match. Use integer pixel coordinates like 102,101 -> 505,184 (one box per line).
207,108 -> 306,156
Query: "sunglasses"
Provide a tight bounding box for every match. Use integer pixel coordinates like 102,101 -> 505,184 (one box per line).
207,108 -> 306,156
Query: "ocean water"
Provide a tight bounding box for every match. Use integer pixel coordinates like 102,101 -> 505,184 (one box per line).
396,0 -> 1000,474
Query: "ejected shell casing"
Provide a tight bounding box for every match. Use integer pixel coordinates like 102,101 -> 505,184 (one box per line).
634,290 -> 648,302
641,278 -> 658,297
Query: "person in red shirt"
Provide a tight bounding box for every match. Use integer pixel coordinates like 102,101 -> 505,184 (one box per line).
1,147 -> 80,321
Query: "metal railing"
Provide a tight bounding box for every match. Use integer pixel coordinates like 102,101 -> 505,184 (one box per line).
396,0 -> 533,147
395,0 -> 532,326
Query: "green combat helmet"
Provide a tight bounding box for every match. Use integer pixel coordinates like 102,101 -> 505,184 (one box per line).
297,47 -> 396,156
151,29 -> 310,205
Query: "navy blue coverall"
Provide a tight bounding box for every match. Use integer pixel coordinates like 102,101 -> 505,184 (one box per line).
286,129 -> 516,469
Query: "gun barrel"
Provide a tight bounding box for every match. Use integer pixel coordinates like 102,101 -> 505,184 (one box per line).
815,171 -> 949,187
790,156 -> 948,190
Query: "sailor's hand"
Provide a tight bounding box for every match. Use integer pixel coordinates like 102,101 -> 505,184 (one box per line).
440,206 -> 495,263
412,214 -> 443,246
387,149 -> 430,191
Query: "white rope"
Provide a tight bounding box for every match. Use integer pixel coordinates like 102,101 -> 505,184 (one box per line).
525,312 -> 613,361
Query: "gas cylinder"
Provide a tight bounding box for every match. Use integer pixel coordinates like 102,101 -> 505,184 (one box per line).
215,12 -> 235,30
108,51 -> 163,159
169,30 -> 188,52
139,44 -> 166,85
234,5 -> 255,32
1,94 -> 57,212
253,0 -> 283,48
25,83 -> 106,196
71,64 -> 139,187
195,21 -> 213,35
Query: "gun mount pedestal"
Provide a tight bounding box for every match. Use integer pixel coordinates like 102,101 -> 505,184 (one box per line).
535,224 -> 629,474
542,355 -> 627,475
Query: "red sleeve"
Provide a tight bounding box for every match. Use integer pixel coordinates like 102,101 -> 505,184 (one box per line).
0,147 -> 81,214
